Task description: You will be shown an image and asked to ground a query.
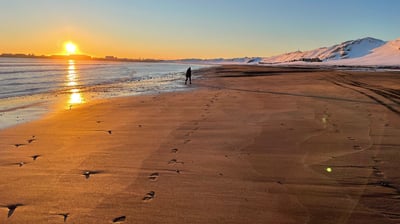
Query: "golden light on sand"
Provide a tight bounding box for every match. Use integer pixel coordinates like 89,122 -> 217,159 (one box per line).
65,42 -> 78,55
66,60 -> 85,108
69,90 -> 84,104
326,167 -> 332,173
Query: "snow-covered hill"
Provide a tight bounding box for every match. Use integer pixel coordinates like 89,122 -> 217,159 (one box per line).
261,37 -> 386,64
173,37 -> 399,67
326,38 -> 400,66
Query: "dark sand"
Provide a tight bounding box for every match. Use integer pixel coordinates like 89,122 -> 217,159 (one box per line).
0,65 -> 399,223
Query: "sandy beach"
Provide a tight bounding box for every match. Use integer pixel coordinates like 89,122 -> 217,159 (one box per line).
0,65 -> 399,223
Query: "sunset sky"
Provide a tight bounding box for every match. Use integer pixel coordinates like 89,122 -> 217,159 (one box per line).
1,0 -> 399,59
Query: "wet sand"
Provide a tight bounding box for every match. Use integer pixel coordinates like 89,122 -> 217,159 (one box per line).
0,65 -> 399,223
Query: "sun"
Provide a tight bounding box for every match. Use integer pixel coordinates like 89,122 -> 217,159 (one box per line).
64,42 -> 78,55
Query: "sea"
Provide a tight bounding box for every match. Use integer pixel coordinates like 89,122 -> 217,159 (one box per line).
0,57 -> 209,129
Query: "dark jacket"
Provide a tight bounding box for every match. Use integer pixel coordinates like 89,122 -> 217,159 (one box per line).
186,67 -> 192,77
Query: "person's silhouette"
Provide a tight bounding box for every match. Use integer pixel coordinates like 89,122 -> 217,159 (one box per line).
185,67 -> 192,85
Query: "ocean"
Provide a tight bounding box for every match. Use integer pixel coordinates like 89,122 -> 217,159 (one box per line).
0,57 -> 208,129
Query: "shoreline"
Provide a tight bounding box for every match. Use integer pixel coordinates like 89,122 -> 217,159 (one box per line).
0,66 -> 399,223
0,61 -> 211,130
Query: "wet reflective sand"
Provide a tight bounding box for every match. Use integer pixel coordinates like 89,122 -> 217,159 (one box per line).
0,66 -> 399,223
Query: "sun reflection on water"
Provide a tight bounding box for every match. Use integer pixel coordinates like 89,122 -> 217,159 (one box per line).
66,60 -> 84,108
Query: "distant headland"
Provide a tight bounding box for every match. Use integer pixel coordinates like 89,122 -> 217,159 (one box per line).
0,53 -> 163,62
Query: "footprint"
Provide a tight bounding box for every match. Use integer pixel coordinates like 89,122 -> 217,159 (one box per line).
8,162 -> 27,167
27,138 -> 36,143
148,172 -> 159,181
82,170 -> 104,179
353,145 -> 362,150
347,137 -> 356,141
2,203 -> 24,218
372,167 -> 384,177
171,148 -> 178,153
31,155 -> 41,161
142,191 -> 155,201
168,159 -> 184,165
166,169 -> 181,174
375,181 -> 397,190
56,213 -> 69,222
372,157 -> 382,163
13,144 -> 26,148
113,215 -> 126,223
184,139 -> 191,144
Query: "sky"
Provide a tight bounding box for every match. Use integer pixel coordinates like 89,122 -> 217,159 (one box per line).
0,0 -> 399,59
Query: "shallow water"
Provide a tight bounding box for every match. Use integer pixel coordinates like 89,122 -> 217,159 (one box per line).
0,57 -> 208,129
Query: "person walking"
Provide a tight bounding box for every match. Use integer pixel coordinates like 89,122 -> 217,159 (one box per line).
185,67 -> 192,85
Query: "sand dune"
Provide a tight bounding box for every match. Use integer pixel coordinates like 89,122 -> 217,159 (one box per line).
0,66 -> 399,223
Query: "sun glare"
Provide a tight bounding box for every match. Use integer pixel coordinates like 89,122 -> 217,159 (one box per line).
66,60 -> 85,108
65,42 -> 77,55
